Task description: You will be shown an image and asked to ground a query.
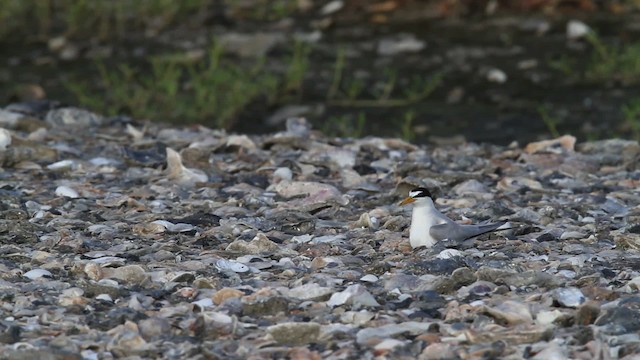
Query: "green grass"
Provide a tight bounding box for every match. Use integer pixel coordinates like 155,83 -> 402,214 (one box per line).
399,110 -> 416,142
322,112 -> 367,138
537,105 -> 561,138
584,32 -> 640,82
0,0 -> 208,41
327,47 -> 442,107
226,0 -> 299,21
622,99 -> 640,140
547,31 -> 640,83
65,42 -> 310,129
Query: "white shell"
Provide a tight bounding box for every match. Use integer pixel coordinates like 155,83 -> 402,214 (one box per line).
24,269 -> 53,280
360,274 -> 379,283
150,220 -> 195,233
96,294 -> 113,302
215,259 -> 249,273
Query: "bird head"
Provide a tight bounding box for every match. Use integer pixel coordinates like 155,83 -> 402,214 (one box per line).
399,187 -> 435,206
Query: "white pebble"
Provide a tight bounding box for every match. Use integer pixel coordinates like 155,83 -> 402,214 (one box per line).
96,294 -> 113,302
215,259 -> 249,273
273,167 -> 293,182
24,269 -> 53,280
192,298 -> 214,309
567,20 -> 590,40
55,185 -> 79,198
437,249 -> 463,259
360,274 -> 379,283
47,159 -> 77,171
487,68 -> 507,83
321,0 -> 343,15
0,128 -> 12,151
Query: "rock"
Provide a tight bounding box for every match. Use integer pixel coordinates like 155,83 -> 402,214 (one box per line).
567,20 -> 590,40
106,321 -> 153,357
45,107 -> 102,127
55,185 -> 80,198
165,147 -> 208,185
286,283 -> 334,301
327,284 -> 379,308
23,268 -> 53,280
378,33 -> 426,56
482,300 -> 533,325
243,296 -> 289,316
267,322 -> 321,346
524,135 -> 576,154
552,287 -> 585,308
212,288 -> 245,305
226,232 -> 280,255
104,265 -> 149,286
575,301 -> 600,325
486,68 -> 507,83
356,322 -> 432,345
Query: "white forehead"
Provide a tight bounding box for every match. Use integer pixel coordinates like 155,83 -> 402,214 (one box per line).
409,190 -> 422,197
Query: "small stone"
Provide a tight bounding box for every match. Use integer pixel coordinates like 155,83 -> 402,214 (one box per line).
552,287 -> 585,308
243,296 -> 289,316
575,301 -> 600,325
567,20 -> 590,40
267,322 -> 321,346
356,322 -> 431,345
24,268 -> 52,280
105,265 -> 148,286
55,185 -> 79,198
482,300 -> 533,325
212,288 -> 244,305
360,274 -> 379,283
487,68 -> 507,83
524,135 -> 576,154
226,232 -> 280,255
287,283 -> 334,301
45,107 -> 102,127
327,284 -> 379,308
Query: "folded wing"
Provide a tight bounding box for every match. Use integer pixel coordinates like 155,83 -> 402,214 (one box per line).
430,220 -> 508,242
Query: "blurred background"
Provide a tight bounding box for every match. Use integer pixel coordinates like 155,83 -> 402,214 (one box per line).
2,0 -> 640,144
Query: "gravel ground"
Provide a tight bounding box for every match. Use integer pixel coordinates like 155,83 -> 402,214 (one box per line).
0,102 -> 639,359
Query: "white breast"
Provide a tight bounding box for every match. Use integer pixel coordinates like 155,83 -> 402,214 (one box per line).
409,205 -> 444,248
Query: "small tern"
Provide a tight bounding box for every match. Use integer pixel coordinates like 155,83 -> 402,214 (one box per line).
400,187 -> 508,249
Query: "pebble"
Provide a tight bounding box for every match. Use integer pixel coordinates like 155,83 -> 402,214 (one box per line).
553,287 -> 586,308
55,185 -> 79,198
267,322 -> 321,345
23,269 -> 53,280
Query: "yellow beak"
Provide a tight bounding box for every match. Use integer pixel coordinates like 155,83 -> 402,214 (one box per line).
399,197 -> 416,206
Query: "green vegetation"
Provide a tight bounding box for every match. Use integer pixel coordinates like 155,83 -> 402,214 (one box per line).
66,42 -> 310,129
0,0 -> 208,41
548,31 -> 640,83
537,105 -> 561,138
622,99 -> 640,140
226,0 -> 299,21
322,112 -> 367,139
400,110 -> 416,142
584,32 -> 640,82
327,47 -> 442,107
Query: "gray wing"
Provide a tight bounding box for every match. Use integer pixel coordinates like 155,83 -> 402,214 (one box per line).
430,220 -> 508,242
